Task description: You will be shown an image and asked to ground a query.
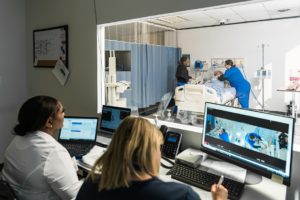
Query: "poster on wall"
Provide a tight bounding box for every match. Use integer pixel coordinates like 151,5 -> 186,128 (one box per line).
33,25 -> 68,68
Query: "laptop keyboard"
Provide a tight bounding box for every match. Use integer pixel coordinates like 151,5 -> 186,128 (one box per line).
64,143 -> 94,157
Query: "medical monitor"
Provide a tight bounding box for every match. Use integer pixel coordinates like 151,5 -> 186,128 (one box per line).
105,50 -> 131,71
201,103 -> 294,185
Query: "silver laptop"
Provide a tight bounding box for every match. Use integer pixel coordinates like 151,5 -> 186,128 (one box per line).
98,105 -> 131,144
58,116 -> 99,158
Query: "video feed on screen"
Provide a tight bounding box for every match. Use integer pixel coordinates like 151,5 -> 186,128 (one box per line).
202,106 -> 293,176
205,115 -> 289,161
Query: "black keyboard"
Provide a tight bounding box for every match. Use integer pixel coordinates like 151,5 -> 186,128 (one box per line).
170,162 -> 244,200
64,143 -> 94,157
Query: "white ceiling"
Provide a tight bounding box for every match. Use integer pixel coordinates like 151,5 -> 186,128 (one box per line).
146,0 -> 300,30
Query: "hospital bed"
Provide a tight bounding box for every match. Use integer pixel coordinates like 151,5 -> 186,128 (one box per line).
174,79 -> 237,113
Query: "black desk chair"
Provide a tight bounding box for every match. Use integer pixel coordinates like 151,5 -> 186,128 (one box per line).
0,180 -> 18,200
0,163 -> 18,200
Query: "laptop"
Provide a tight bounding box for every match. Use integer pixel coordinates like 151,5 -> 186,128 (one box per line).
98,105 -> 131,144
58,116 -> 99,158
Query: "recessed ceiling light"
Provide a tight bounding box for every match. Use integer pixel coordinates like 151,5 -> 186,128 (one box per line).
157,16 -> 188,24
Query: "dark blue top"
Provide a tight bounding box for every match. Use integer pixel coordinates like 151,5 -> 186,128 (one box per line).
76,176 -> 200,200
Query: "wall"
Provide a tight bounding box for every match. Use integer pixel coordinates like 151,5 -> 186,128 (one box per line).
178,18 -> 300,112
26,0 -> 98,116
0,0 -> 27,162
25,0 -> 252,117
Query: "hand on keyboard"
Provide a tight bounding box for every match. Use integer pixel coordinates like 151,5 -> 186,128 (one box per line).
170,162 -> 244,200
211,184 -> 228,200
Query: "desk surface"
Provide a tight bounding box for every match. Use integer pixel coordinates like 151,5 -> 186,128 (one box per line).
277,88 -> 300,92
77,149 -> 300,200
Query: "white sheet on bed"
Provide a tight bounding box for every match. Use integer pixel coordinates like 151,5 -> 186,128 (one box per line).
204,79 -> 236,104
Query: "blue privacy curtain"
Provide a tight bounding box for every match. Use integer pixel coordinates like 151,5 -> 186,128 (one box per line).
105,40 -> 181,108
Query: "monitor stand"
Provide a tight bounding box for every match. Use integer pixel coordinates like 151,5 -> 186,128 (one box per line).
245,170 -> 262,185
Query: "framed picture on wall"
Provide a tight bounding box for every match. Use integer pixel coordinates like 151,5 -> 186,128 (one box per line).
33,25 -> 68,68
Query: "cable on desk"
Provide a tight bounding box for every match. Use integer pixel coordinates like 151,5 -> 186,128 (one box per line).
95,142 -> 108,148
161,155 -> 175,169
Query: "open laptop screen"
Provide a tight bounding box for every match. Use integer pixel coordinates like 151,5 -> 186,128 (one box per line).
59,116 -> 98,141
100,105 -> 131,133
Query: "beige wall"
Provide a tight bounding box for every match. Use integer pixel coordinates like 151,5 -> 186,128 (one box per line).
25,0 -> 251,117
26,0 -> 98,116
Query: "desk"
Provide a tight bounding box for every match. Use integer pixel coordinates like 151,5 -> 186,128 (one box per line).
277,88 -> 300,118
77,150 -> 297,200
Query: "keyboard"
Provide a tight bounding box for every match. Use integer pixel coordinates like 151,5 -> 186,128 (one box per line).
170,162 -> 244,200
63,143 -> 94,157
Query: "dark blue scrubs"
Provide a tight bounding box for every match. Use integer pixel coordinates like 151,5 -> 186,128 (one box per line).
223,66 -> 251,108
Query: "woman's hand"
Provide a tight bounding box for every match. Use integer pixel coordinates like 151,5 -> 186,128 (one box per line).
211,183 -> 228,200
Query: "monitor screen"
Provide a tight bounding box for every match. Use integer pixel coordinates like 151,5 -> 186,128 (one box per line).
201,103 -> 294,185
59,117 -> 98,141
100,105 -> 131,132
105,50 -> 131,71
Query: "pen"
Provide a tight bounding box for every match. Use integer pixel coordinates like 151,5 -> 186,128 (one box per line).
217,175 -> 224,188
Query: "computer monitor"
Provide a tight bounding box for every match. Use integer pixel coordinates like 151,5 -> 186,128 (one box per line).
201,103 -> 295,186
100,105 -> 131,132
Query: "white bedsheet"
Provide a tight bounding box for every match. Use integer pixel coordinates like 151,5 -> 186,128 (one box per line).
204,79 -> 236,104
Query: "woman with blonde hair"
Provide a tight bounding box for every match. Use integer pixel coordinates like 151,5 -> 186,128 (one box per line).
76,117 -> 227,200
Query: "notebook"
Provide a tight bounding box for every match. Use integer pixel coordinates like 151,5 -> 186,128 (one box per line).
98,105 -> 131,144
58,116 -> 99,158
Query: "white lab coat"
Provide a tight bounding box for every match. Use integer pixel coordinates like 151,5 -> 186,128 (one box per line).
1,130 -> 83,200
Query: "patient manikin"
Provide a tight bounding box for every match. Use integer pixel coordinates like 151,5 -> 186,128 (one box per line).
204,79 -> 236,104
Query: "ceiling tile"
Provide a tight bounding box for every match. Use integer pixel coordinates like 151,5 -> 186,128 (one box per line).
231,3 -> 270,21
263,0 -> 300,11
181,12 -> 218,25
146,0 -> 300,29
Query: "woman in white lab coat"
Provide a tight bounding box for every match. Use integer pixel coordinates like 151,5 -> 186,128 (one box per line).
1,95 -> 83,200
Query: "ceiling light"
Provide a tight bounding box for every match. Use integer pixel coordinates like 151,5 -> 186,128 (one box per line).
157,16 -> 188,24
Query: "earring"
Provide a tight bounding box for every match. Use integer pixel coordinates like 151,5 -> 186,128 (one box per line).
49,124 -> 53,128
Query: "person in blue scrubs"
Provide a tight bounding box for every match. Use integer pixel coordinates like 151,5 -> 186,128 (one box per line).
245,132 -> 262,149
215,59 -> 251,109
219,128 -> 230,142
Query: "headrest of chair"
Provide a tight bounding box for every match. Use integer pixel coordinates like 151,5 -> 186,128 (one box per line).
0,180 -> 18,200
